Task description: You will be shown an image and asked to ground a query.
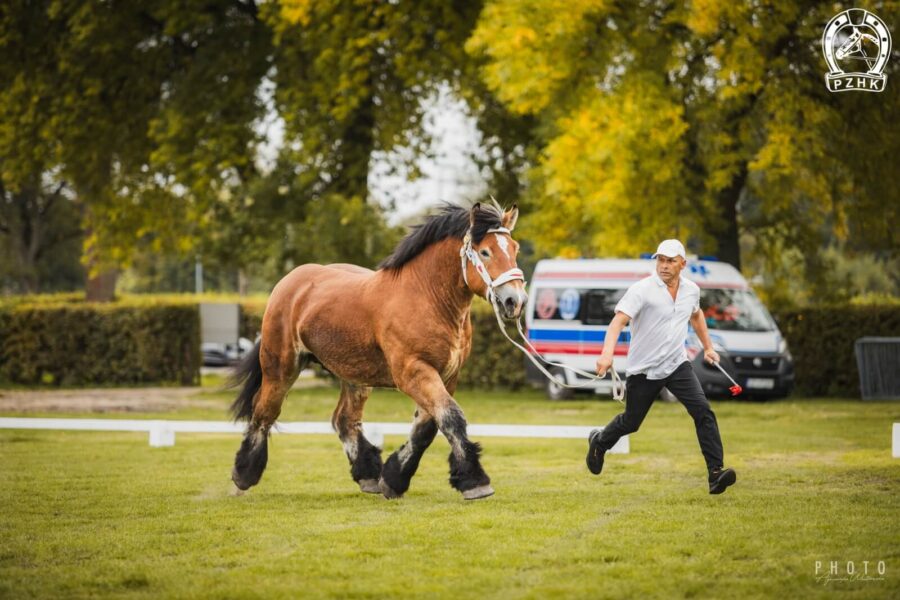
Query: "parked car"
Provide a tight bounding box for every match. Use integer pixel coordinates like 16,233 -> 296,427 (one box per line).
524,258 -> 795,400
202,337 -> 255,367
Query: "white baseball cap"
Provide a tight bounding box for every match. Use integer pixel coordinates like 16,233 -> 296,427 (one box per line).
651,239 -> 686,259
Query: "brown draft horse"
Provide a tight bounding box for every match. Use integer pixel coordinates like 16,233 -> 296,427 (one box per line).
229,201 -> 527,500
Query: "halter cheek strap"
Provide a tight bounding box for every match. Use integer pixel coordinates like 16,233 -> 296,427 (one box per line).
459,227 -> 525,302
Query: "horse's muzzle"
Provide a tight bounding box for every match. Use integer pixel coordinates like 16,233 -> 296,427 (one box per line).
495,284 -> 528,321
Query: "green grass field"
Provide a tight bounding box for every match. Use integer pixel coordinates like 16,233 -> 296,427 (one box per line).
1,384 -> 898,599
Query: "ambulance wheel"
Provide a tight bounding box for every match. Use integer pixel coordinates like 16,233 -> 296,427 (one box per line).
546,367 -> 574,401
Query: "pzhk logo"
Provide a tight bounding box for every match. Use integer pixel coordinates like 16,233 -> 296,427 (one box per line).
823,8 -> 892,92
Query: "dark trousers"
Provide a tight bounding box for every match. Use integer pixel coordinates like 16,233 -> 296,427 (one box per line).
597,361 -> 724,473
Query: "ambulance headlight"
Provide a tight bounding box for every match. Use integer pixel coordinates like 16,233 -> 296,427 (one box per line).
779,339 -> 793,363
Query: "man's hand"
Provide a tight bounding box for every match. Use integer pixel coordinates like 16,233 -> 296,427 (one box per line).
703,348 -> 720,365
596,354 -> 614,377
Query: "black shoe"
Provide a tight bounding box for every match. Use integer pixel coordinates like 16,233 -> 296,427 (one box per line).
586,429 -> 606,475
708,467 -> 736,495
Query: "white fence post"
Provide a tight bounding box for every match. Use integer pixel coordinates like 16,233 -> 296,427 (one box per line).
893,423 -> 899,458
148,421 -> 175,447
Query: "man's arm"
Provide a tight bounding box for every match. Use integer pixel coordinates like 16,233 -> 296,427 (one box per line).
595,311 -> 630,377
690,309 -> 721,364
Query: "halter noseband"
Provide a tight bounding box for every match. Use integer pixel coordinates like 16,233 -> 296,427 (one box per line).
459,227 -> 525,302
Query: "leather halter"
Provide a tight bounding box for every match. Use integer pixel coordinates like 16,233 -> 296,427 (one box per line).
459,227 -> 525,302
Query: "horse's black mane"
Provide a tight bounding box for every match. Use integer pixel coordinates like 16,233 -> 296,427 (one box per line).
379,202 -> 504,271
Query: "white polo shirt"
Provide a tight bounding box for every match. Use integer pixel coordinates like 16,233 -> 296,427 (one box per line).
615,274 -> 701,380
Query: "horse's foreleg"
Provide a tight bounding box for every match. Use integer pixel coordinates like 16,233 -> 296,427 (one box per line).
395,363 -> 492,500
379,409 -> 439,499
332,382 -> 383,493
438,401 -> 493,500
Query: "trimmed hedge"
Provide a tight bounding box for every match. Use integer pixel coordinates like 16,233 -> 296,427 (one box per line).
0,302 -> 200,386
459,302 -> 529,390
239,300 -> 266,341
772,306 -> 900,397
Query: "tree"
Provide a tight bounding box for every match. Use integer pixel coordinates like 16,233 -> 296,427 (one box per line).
3,0 -> 514,296
268,0 -> 484,202
466,0 -> 899,291
1,0 -> 273,299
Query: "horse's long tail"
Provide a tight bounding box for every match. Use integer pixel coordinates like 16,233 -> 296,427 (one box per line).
229,340 -> 262,422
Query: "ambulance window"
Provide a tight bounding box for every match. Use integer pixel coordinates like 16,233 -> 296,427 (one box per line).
583,289 -> 625,325
699,289 -> 775,332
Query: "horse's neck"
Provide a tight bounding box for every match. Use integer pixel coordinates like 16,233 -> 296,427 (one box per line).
401,238 -> 475,324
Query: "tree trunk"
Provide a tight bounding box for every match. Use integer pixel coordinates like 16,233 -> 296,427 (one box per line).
85,269 -> 118,302
82,204 -> 117,302
237,268 -> 248,297
334,91 -> 375,200
713,165 -> 747,270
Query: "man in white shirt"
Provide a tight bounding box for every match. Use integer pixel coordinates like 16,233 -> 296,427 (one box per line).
586,239 -> 737,495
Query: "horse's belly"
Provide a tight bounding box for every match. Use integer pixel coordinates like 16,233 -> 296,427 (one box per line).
301,327 -> 394,387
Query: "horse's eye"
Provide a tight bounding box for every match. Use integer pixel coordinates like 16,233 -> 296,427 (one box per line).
480,249 -> 491,259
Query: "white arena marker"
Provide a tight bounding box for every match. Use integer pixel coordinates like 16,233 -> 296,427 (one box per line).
149,421 -> 175,447
893,423 -> 899,458
0,418 -> 628,453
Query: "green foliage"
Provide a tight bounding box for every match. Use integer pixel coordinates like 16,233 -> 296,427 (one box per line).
773,305 -> 900,397
754,245 -> 900,309
1,0 -> 521,296
467,0 -> 899,285
0,0 -> 273,278
459,301 -> 528,389
268,0 -> 483,197
0,299 -> 200,386
238,300 -> 265,340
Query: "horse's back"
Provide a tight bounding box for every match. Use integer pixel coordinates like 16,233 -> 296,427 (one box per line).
272,263 -> 373,295
327,263 -> 374,276
267,263 -> 375,321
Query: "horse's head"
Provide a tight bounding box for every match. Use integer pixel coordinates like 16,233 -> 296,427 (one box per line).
836,27 -> 862,59
463,202 -> 528,321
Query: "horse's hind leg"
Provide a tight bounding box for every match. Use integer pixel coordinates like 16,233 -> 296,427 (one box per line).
332,381 -> 383,493
379,409 -> 439,499
232,345 -> 299,491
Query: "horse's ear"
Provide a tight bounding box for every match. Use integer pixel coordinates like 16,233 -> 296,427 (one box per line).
469,202 -> 481,228
502,204 -> 519,232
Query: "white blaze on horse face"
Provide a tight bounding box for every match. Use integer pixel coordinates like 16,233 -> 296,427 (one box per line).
494,233 -> 510,258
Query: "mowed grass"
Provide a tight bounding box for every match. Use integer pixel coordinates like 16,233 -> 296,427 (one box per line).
1,385 -> 899,599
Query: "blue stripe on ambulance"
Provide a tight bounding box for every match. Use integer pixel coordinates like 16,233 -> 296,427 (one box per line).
527,329 -> 631,343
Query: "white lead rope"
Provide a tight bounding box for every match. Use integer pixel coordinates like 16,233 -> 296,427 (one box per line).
460,229 -> 625,403
513,315 -> 626,403
486,299 -> 625,404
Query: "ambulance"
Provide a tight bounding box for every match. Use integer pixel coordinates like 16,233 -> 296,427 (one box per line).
524,258 -> 795,400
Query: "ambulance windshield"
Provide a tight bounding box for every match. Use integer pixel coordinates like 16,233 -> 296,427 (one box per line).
700,289 -> 775,332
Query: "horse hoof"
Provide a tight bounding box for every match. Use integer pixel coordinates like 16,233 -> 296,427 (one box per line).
230,484 -> 246,497
462,485 -> 494,500
378,478 -> 403,499
358,479 -> 381,494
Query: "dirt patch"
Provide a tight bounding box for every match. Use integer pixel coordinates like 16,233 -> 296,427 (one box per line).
0,387 -> 221,414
